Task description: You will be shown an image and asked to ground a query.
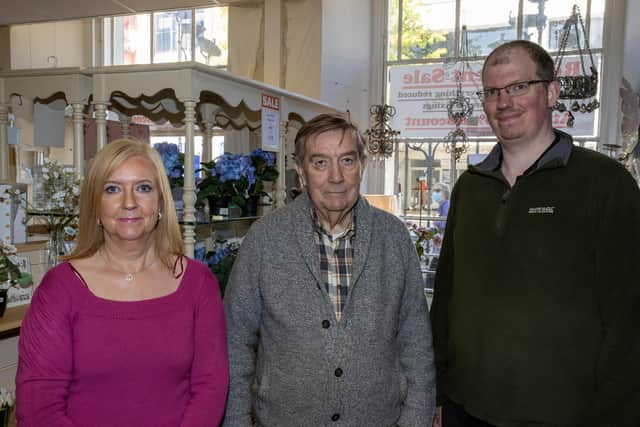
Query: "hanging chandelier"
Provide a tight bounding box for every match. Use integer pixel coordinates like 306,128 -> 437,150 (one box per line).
552,4 -> 599,127
365,104 -> 400,160
443,26 -> 475,161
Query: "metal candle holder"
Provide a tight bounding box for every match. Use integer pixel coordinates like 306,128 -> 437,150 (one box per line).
365,104 -> 400,160
552,4 -> 600,127
443,26 -> 475,161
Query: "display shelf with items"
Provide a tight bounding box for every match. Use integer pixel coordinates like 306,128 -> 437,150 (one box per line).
187,215 -> 259,243
189,215 -> 260,295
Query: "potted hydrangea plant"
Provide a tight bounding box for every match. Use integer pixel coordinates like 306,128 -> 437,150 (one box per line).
195,238 -> 242,295
246,149 -> 279,214
153,142 -> 185,206
196,149 -> 278,217
196,153 -> 256,215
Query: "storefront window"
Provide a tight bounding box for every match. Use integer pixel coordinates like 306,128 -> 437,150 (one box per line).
386,0 -> 607,218
388,0 -> 455,60
103,7 -> 227,67
194,8 -> 228,67
153,11 -> 192,63
108,14 -> 151,65
460,0 -> 518,57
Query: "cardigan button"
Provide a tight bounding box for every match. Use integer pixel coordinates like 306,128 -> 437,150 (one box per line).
334,368 -> 343,377
331,413 -> 340,422
322,320 -> 331,329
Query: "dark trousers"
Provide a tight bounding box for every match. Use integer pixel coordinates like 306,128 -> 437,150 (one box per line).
442,396 -> 498,427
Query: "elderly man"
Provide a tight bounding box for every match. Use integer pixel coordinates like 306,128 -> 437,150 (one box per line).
224,113 -> 436,426
431,40 -> 640,427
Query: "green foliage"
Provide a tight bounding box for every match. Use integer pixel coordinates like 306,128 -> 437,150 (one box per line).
399,0 -> 449,60
210,251 -> 236,296
249,152 -> 279,200
195,160 -> 238,207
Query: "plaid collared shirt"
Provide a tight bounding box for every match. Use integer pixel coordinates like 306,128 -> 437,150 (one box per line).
313,212 -> 355,322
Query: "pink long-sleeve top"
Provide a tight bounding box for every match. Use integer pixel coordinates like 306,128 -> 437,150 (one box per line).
16,258 -> 229,427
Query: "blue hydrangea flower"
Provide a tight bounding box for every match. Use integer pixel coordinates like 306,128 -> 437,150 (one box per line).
153,142 -> 182,178
194,245 -> 207,262
251,148 -> 276,167
213,153 -> 256,186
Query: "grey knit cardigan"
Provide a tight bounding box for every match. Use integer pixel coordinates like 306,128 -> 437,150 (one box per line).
223,193 -> 436,427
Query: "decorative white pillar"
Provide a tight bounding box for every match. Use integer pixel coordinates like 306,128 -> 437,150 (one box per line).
0,103 -> 9,181
71,102 -> 85,178
119,113 -> 131,139
93,102 -> 109,151
274,120 -> 288,208
181,99 -> 197,257
202,121 -> 215,162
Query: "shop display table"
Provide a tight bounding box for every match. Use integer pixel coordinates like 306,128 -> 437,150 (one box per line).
0,305 -> 28,340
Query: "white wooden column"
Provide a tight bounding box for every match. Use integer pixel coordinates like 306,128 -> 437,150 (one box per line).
93,102 -> 109,151
274,120 -> 288,208
0,103 -> 9,181
119,113 -> 131,139
202,121 -> 215,162
71,102 -> 85,178
181,99 -> 197,257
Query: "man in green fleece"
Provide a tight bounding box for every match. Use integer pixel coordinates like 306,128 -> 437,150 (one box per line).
431,40 -> 640,427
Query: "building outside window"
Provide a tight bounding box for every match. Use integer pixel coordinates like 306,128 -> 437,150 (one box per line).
385,0 -> 606,218
103,7 -> 228,67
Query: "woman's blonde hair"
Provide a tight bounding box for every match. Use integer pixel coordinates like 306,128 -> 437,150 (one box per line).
63,138 -> 184,269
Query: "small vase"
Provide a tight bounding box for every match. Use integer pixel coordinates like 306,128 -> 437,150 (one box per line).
242,195 -> 260,217
46,228 -> 67,269
208,196 -> 231,217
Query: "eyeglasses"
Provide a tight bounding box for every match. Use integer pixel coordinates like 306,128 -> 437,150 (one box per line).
476,80 -> 550,102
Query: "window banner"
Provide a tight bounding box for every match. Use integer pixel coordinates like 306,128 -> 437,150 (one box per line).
388,54 -> 600,139
389,61 -> 487,139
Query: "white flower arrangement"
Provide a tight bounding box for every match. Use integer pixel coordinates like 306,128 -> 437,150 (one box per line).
0,388 -> 14,409
4,159 -> 81,243
35,159 -> 81,214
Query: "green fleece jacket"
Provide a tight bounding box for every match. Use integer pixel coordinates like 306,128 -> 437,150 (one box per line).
431,130 -> 640,427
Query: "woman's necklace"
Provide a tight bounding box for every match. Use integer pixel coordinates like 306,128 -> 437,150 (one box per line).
100,250 -> 158,283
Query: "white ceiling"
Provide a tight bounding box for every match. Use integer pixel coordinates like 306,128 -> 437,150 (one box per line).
0,0 -> 258,26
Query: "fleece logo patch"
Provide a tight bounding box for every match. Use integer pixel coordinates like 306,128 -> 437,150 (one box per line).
528,206 -> 555,214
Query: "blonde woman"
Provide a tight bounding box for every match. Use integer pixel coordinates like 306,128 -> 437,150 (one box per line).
17,139 -> 228,426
